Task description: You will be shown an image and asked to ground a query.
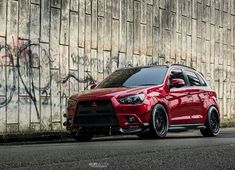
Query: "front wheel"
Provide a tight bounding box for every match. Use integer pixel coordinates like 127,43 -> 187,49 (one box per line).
149,104 -> 169,138
200,106 -> 220,137
72,132 -> 93,142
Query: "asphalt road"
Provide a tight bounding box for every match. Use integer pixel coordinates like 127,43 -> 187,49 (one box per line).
0,128 -> 235,170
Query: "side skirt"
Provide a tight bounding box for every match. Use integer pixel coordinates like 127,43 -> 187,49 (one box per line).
168,124 -> 206,132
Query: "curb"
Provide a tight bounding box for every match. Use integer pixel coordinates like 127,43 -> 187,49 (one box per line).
0,132 -> 69,143
220,119 -> 235,128
1,122 -> 235,143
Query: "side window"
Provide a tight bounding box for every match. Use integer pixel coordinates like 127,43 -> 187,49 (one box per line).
170,69 -> 185,80
169,69 -> 186,87
185,71 -> 201,86
196,73 -> 207,86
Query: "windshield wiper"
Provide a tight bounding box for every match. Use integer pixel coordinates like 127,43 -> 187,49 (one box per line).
138,84 -> 157,86
109,85 -> 127,88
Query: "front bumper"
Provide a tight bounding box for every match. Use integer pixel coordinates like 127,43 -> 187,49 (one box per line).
64,97 -> 152,135
65,123 -> 149,135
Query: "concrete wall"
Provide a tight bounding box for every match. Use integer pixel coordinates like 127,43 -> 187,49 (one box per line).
0,0 -> 234,133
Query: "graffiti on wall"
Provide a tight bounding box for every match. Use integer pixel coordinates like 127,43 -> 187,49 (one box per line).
0,37 -> 96,120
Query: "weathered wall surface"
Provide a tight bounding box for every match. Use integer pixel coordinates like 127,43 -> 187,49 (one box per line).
0,0 -> 234,133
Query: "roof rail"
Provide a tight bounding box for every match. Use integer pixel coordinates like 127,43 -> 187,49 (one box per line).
169,63 -> 196,70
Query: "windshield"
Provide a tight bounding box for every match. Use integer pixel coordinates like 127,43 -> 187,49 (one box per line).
97,67 -> 168,88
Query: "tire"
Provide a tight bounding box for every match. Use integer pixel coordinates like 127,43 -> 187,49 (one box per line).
149,104 -> 169,138
200,106 -> 220,137
72,133 -> 93,142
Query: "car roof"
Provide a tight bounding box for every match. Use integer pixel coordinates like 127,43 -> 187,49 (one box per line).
168,64 -> 205,77
118,64 -> 196,71
117,63 -> 205,77
169,64 -> 196,71
117,65 -> 168,70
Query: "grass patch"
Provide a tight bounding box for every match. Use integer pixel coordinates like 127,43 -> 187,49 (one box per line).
221,118 -> 235,128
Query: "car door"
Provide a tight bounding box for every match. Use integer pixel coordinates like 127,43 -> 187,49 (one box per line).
184,70 -> 204,124
166,69 -> 193,125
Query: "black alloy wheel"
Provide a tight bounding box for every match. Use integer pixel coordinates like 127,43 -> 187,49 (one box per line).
149,104 -> 168,138
200,106 -> 220,137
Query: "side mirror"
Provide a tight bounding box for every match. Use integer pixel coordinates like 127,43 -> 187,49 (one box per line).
90,83 -> 98,89
170,78 -> 185,88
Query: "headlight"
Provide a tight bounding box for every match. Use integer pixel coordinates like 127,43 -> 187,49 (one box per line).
67,99 -> 77,108
117,94 -> 146,104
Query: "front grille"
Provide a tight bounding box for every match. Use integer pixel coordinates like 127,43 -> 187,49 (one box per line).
76,100 -> 119,127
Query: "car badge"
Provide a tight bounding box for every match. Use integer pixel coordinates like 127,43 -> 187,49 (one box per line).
92,102 -> 97,107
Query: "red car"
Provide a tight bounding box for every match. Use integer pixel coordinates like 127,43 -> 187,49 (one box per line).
64,64 -> 220,141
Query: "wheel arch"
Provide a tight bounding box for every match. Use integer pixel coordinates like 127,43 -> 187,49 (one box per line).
149,102 -> 169,138
200,104 -> 220,137
205,105 -> 220,124
151,102 -> 169,121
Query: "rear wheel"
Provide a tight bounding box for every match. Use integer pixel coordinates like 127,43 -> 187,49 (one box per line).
200,106 -> 220,137
149,104 -> 168,138
72,132 -> 93,142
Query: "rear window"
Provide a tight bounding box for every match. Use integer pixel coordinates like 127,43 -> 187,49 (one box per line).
97,67 -> 168,88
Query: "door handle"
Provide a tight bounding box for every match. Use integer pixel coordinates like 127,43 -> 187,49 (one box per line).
187,92 -> 191,97
203,91 -> 207,96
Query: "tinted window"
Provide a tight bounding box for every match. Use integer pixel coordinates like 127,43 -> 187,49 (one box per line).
196,73 -> 207,86
97,67 -> 168,88
185,70 -> 201,86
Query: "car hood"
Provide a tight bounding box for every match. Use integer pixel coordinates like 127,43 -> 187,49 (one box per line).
69,86 -> 161,101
